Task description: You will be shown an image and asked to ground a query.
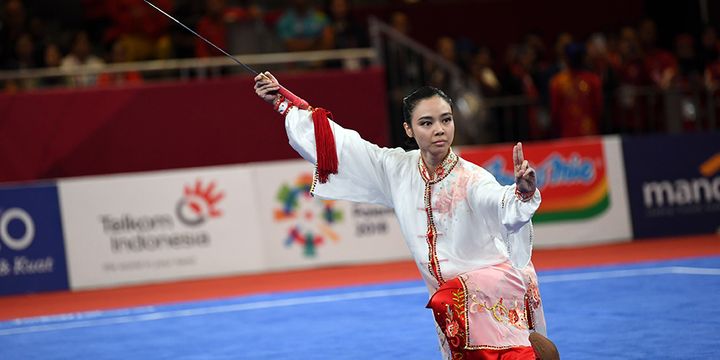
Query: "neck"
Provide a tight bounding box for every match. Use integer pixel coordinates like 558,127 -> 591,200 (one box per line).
421,148 -> 449,172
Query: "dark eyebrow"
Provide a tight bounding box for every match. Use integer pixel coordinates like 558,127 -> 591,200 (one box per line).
416,112 -> 453,123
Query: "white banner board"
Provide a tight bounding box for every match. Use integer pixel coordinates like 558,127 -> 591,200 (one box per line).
59,166 -> 264,289
249,160 -> 410,271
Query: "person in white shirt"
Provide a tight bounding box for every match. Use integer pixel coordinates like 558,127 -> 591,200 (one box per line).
254,72 -> 558,360
60,31 -> 105,87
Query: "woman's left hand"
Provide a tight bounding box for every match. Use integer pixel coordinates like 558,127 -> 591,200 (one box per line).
513,142 -> 536,194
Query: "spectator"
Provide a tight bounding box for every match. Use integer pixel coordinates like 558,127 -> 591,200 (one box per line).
60,31 -> 105,87
43,43 -> 62,68
501,44 -> 543,139
428,36 -> 455,89
545,32 -> 573,82
638,19 -> 677,89
326,0 -> 366,49
705,48 -> 720,126
436,36 -> 456,63
97,40 -> 143,87
539,33 -> 573,113
276,0 -> 333,52
226,1 -> 277,55
614,26 -> 648,132
3,32 -> 38,70
40,43 -> 67,88
105,0 -> 173,61
195,0 -> 263,58
549,43 -> 603,138
2,32 -> 39,91
674,33 -> 703,87
1,0 -> 28,64
699,26 -> 719,70
470,46 -> 501,96
390,11 -> 410,36
524,32 -> 550,93
706,48 -> 720,90
586,33 -> 620,133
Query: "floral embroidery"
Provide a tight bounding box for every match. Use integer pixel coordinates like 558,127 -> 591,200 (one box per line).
466,293 -> 530,330
508,309 -> 519,325
433,165 -> 470,217
446,318 -> 460,338
526,278 -> 541,310
445,289 -> 467,349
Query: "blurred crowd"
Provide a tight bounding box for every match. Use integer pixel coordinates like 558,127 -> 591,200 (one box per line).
430,19 -> 720,138
0,0 -> 369,91
1,0 -> 718,139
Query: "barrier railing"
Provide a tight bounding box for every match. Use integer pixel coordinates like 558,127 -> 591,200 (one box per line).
0,48 -> 377,85
481,85 -> 718,143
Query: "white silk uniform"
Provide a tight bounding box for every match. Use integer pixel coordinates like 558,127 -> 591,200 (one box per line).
285,107 -> 547,358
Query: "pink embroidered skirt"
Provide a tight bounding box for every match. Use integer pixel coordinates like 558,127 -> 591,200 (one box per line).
427,261 -> 545,359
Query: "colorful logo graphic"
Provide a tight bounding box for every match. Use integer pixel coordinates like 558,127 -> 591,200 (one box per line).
274,173 -> 343,257
700,153 -> 720,178
176,180 -> 225,226
460,138 -> 609,223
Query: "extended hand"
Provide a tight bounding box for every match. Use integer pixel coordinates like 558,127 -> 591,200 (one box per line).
513,142 -> 536,194
254,71 -> 280,104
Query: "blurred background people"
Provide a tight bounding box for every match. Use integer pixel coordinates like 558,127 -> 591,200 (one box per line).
549,43 -> 603,138
276,0 -> 333,53
60,30 -> 105,87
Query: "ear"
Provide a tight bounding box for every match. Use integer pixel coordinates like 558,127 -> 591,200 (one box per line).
403,122 -> 414,138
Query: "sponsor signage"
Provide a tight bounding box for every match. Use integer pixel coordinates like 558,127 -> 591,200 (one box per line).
251,160 -> 409,270
59,166 -> 265,289
458,136 -> 632,246
623,133 -> 720,238
0,184 -> 69,295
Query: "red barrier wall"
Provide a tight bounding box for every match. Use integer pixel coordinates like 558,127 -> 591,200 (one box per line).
0,68 -> 389,183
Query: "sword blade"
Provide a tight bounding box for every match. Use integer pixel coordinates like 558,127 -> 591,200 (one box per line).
143,0 -> 258,76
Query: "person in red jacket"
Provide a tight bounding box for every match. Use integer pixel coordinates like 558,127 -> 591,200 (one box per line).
195,0 -> 262,58
549,43 -> 603,138
105,0 -> 173,61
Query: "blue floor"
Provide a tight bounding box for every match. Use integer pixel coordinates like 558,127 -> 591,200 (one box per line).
1,257 -> 719,360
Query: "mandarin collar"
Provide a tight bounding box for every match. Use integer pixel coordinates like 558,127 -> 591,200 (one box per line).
418,149 -> 458,184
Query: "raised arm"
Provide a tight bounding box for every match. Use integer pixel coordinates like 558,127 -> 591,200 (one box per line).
470,142 -> 540,233
253,72 -> 404,208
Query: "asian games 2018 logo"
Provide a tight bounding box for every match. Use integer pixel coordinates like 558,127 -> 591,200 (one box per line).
176,180 -> 225,226
274,173 -> 342,257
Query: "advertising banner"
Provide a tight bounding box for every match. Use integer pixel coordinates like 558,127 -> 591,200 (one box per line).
622,132 -> 720,238
59,166 -> 265,289
458,136 -> 632,247
250,160 -> 410,271
0,183 -> 69,295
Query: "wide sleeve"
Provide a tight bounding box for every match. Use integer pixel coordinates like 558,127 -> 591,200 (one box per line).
468,167 -> 541,269
285,107 -> 403,208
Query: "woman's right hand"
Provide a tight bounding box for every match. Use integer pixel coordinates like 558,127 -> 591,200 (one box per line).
254,71 -> 280,105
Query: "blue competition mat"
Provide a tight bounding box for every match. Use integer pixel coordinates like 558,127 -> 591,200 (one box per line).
1,257 -> 719,360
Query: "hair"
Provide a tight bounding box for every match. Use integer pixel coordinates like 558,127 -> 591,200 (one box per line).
564,42 -> 586,70
401,86 -> 453,124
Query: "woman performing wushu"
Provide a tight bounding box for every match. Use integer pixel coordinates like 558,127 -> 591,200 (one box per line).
254,72 -> 559,360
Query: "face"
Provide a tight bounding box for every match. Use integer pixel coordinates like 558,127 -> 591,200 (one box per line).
404,96 -> 454,160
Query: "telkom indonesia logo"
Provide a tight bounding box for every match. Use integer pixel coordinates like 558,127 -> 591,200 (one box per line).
274,173 -> 342,257
175,180 -> 225,226
0,208 -> 35,253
